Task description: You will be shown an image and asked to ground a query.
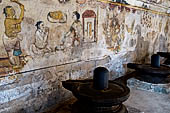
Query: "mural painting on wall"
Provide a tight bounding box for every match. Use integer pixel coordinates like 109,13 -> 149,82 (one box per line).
87,0 -> 98,8
103,10 -> 123,53
30,21 -> 52,57
111,0 -> 129,5
164,20 -> 169,35
148,0 -> 163,4
76,0 -> 86,5
3,0 -> 25,71
47,11 -> 67,23
164,19 -> 170,50
126,20 -> 135,36
141,11 -> 152,28
82,10 -> 97,43
132,25 -> 149,62
58,0 -> 70,4
56,11 -> 83,52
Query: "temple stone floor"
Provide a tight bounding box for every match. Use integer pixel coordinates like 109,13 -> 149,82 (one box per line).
44,88 -> 170,113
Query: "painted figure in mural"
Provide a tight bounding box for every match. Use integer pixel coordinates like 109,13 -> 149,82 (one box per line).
153,34 -> 167,53
103,15 -> 121,53
47,11 -> 67,23
3,0 -> 24,68
132,25 -> 149,62
31,21 -> 51,57
61,11 -> 83,49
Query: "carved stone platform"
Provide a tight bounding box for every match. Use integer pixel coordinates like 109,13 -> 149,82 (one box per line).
62,67 -> 130,113
62,80 -> 130,113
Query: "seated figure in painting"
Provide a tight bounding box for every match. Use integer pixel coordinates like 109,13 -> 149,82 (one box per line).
31,21 -> 51,57
3,0 -> 24,68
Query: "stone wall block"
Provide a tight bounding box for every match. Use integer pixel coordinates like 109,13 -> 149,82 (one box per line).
96,56 -> 111,68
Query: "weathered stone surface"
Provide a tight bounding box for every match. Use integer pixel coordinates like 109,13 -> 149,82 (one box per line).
96,56 -> 111,67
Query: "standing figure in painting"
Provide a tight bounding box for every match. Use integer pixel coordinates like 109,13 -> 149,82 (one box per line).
31,21 -> 51,57
103,15 -> 121,53
60,11 -> 83,49
56,11 -> 83,59
3,0 -> 24,68
132,25 -> 149,62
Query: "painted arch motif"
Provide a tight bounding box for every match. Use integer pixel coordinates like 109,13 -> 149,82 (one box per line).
82,10 -> 97,43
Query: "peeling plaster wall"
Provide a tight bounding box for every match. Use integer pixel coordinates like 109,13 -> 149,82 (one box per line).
0,0 -> 170,113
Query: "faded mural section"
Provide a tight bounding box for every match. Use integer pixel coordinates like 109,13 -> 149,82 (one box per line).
0,0 -> 109,76
0,0 -> 169,113
101,2 -> 170,62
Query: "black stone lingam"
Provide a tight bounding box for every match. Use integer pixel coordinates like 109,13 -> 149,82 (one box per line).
93,67 -> 109,90
127,54 -> 170,84
62,67 -> 130,113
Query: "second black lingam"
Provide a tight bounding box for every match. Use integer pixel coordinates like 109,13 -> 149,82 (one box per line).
62,67 -> 130,113
127,54 -> 170,84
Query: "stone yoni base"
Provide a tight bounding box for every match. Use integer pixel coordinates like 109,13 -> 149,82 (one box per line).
127,78 -> 170,94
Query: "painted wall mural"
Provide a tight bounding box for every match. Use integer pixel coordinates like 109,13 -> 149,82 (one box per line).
58,0 -> 70,4
30,21 -> 52,57
82,10 -> 97,42
0,0 -> 102,77
47,11 -> 67,23
3,0 -> 25,70
103,5 -> 125,53
141,11 -> 152,28
0,0 -> 169,78
55,11 -> 83,51
76,0 -> 86,4
101,2 -> 170,59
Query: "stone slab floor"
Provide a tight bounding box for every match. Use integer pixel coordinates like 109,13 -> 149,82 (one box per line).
43,88 -> 170,113
124,88 -> 170,113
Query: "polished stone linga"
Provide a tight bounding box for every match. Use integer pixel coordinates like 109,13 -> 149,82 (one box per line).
62,67 -> 130,113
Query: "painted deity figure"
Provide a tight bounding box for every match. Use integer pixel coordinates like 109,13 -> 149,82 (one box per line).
60,11 -> 83,49
3,0 -> 24,67
31,21 -> 51,57
131,25 -> 149,62
103,15 -> 121,52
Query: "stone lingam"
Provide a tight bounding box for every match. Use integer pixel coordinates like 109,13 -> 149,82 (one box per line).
62,67 -> 130,113
127,54 -> 170,84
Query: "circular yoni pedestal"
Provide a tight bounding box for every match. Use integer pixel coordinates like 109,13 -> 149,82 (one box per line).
62,67 -> 130,113
127,54 -> 170,84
